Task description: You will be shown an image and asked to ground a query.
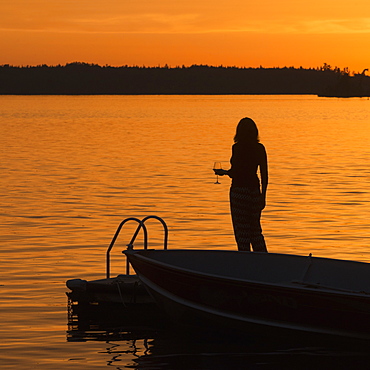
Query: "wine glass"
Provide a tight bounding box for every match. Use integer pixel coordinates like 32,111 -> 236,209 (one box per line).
213,162 -> 222,184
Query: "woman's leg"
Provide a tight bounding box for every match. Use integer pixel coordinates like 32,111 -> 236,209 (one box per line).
230,187 -> 267,252
249,210 -> 267,252
230,187 -> 251,251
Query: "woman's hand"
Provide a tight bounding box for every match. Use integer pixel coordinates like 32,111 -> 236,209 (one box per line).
213,169 -> 228,176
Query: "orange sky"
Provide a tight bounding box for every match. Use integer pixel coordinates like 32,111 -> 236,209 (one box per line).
1,0 -> 370,72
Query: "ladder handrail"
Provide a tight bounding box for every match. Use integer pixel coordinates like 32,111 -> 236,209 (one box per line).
106,217 -> 147,279
141,215 -> 168,250
106,215 -> 168,278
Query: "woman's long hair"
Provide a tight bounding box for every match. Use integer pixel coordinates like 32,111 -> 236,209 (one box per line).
234,117 -> 260,144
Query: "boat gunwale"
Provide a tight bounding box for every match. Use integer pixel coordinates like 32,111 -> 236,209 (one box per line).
125,249 -> 370,297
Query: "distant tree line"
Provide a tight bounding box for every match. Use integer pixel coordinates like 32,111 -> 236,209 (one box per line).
0,62 -> 369,96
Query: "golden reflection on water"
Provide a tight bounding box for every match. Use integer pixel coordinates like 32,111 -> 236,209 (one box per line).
1,96 -> 370,282
2,96 -> 369,260
1,95 -> 370,367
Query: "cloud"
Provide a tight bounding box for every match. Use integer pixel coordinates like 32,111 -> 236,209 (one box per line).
298,18 -> 370,34
71,13 -> 202,33
207,18 -> 370,35
0,12 -> 203,34
1,8 -> 370,36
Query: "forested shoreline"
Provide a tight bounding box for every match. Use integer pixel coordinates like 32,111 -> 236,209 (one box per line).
1,63 -> 369,96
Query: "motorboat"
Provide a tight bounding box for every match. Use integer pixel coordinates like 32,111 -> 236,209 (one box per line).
66,215 -> 370,342
124,248 -> 370,341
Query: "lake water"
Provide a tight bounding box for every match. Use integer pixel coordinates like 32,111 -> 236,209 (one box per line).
1,95 -> 370,369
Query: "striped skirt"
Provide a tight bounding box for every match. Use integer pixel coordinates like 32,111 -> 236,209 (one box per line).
230,187 -> 267,252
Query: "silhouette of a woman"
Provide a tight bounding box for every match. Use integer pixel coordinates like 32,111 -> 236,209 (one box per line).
216,117 -> 268,252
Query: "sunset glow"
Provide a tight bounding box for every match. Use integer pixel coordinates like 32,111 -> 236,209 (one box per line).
1,0 -> 370,71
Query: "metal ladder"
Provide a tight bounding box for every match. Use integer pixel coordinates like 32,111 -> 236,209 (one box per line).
106,215 -> 168,278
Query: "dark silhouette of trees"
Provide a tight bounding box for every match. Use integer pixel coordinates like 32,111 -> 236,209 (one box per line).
0,62 -> 369,96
